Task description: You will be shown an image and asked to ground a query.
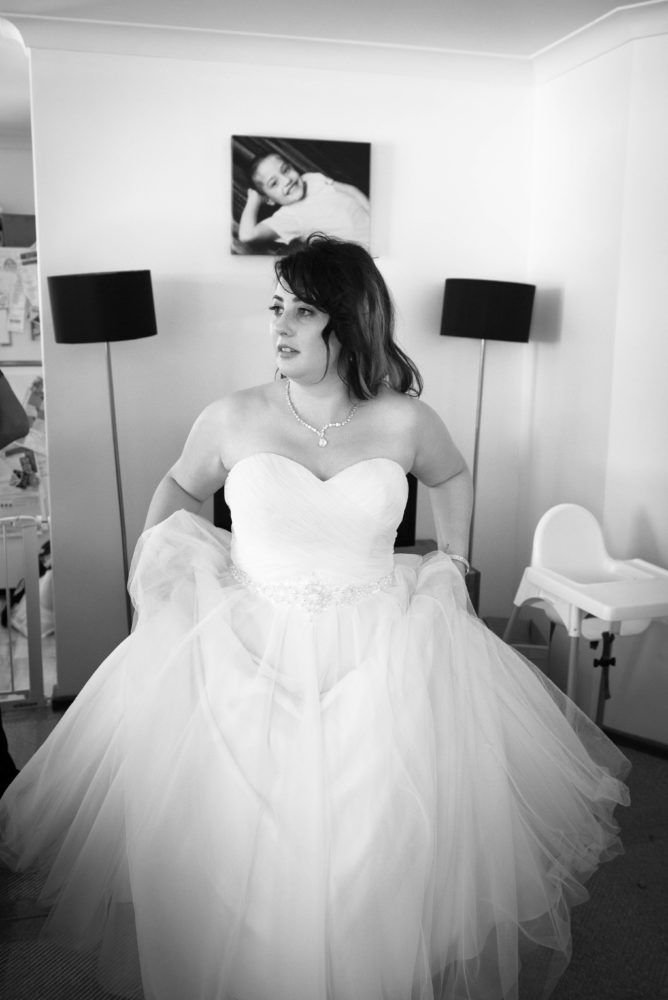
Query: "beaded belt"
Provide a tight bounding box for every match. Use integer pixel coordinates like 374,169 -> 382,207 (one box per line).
230,563 -> 395,616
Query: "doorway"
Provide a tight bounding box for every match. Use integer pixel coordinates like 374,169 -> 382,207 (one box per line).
0,19 -> 56,706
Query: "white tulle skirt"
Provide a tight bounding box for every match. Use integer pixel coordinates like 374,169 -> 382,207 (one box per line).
0,513 -> 629,1000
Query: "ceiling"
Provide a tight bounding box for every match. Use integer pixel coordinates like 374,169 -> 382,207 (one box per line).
0,0 -> 657,139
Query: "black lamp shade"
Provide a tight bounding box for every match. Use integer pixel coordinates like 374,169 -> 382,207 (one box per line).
47,270 -> 158,344
440,278 -> 535,343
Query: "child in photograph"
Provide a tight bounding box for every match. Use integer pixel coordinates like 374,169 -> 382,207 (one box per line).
238,152 -> 370,249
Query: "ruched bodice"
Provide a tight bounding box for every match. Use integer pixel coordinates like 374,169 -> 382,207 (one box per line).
225,453 -> 408,586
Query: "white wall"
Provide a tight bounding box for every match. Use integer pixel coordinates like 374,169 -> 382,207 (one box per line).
526,36 -> 668,742
5,14 -> 667,743
26,42 -> 533,693
601,36 -> 668,741
524,45 -> 631,539
0,142 -> 34,214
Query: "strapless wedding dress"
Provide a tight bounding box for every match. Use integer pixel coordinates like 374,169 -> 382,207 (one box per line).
0,453 -> 629,1000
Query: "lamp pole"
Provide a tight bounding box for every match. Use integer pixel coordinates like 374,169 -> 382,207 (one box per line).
468,338 -> 487,565
105,342 -> 132,633
440,276 -> 536,573
47,269 -> 157,639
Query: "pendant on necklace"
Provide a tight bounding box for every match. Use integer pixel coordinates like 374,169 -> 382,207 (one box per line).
285,379 -> 358,448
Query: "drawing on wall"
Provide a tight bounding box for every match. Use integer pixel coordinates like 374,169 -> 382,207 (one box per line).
231,136 -> 371,256
0,248 -> 39,347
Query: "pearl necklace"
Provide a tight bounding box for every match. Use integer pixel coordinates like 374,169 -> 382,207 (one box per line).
285,379 -> 359,448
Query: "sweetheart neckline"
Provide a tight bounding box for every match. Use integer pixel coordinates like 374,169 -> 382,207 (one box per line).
226,452 -> 408,485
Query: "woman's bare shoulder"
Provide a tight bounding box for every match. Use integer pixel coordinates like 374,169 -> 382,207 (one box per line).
368,387 -> 426,426
366,390 -> 464,481
200,382 -> 276,424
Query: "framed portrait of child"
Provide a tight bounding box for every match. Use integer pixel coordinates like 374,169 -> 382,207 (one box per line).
231,136 -> 371,256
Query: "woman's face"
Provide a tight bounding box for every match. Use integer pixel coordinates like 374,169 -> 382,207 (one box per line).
270,281 -> 340,383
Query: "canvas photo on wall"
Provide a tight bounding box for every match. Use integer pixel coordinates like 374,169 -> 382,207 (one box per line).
231,136 -> 371,255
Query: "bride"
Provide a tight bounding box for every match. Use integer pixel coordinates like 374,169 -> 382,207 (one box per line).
1,234 -> 628,1000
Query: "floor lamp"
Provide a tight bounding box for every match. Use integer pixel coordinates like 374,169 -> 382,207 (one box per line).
440,277 -> 535,570
47,270 -> 158,634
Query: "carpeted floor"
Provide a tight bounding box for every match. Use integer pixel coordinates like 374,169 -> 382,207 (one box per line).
549,738 -> 668,1000
0,707 -> 667,1000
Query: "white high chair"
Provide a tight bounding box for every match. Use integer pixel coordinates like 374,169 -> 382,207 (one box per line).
503,504 -> 668,724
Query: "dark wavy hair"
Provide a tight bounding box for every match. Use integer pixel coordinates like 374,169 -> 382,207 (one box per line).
274,234 -> 423,400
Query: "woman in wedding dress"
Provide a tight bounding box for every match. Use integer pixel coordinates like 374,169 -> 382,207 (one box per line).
0,235 -> 628,1000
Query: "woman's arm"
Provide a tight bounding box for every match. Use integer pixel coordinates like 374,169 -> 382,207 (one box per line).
143,474 -> 204,530
410,400 -> 473,571
427,472 -> 473,571
143,401 -> 229,530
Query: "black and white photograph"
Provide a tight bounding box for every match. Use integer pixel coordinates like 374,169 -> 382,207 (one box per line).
1,3 -> 667,1000
231,135 -> 371,255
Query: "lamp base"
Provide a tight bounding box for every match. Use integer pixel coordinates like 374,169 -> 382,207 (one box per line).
465,567 -> 481,614
394,538 -> 436,556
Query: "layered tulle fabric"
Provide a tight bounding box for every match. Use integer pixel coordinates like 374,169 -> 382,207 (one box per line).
0,453 -> 629,1000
